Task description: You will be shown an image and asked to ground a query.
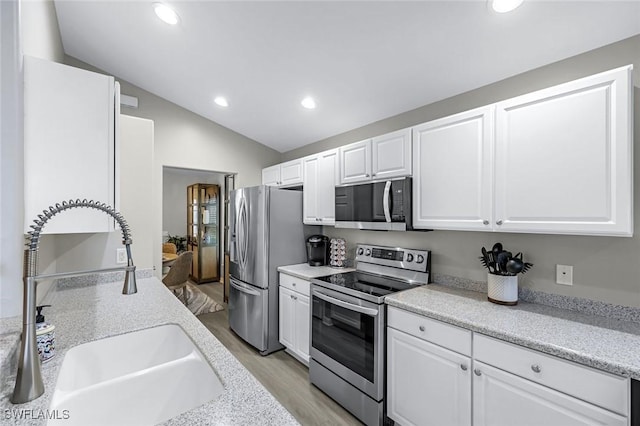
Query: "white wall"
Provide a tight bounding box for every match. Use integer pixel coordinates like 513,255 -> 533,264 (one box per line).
283,35 -> 640,309
0,0 -> 64,318
0,0 -> 24,318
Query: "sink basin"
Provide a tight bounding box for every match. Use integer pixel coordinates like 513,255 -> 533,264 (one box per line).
48,324 -> 223,425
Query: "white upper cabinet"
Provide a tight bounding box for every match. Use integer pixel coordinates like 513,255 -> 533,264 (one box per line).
339,139 -> 372,184
371,128 -> 412,180
413,65 -> 633,237
413,106 -> 494,231
262,158 -> 303,187
262,164 -> 281,186
494,65 -> 633,236
303,149 -> 338,225
339,128 -> 412,185
23,56 -> 120,234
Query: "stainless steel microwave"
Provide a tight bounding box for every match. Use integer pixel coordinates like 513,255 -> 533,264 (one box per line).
335,177 -> 413,231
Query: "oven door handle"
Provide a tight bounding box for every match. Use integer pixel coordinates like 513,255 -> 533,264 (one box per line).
312,289 -> 379,317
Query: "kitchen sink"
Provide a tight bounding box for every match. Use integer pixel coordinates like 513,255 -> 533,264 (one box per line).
48,324 -> 223,425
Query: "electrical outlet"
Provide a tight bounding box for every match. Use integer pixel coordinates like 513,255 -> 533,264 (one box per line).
116,248 -> 127,264
556,264 -> 573,285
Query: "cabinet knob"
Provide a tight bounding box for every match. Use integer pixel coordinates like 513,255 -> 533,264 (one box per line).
365,174 -> 370,177
474,369 -> 482,376
292,282 -> 296,286
531,364 -> 542,373
460,364 -> 468,371
372,174 -> 376,177
496,220 -> 503,225
483,220 -> 489,225
418,325 -> 425,332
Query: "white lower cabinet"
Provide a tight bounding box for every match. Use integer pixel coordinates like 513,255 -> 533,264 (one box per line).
387,307 -> 472,426
472,361 -> 627,426
278,273 -> 311,365
386,307 -> 630,426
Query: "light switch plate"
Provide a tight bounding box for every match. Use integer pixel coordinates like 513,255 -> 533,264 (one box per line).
556,265 -> 573,285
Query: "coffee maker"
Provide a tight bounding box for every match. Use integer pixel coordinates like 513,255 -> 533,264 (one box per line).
306,235 -> 329,266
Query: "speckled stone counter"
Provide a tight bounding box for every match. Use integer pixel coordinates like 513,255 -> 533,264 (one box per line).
385,283 -> 640,380
277,264 -> 354,280
0,277 -> 298,425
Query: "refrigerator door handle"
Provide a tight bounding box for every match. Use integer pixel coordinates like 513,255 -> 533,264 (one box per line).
383,180 -> 392,223
237,198 -> 248,269
230,278 -> 260,296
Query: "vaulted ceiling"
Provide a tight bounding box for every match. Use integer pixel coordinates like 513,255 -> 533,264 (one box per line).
54,1 -> 640,153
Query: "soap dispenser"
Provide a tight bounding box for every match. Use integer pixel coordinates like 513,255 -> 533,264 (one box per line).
36,305 -> 55,363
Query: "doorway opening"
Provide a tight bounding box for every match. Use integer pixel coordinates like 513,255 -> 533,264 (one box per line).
162,166 -> 235,297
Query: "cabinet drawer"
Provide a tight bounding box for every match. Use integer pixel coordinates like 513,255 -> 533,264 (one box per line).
474,334 -> 629,415
279,273 -> 311,297
387,306 -> 472,356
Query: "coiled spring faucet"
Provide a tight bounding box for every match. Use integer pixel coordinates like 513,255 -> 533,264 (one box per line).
11,199 -> 137,404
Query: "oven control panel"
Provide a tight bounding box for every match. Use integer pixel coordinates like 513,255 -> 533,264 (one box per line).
355,244 -> 430,273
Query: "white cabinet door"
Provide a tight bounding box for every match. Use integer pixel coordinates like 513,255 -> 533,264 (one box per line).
372,128 -> 412,180
262,164 -> 281,187
294,293 -> 310,363
24,56 -> 119,234
278,286 -> 295,349
280,159 -> 303,187
302,155 -> 320,224
494,65 -> 633,236
303,149 -> 338,225
317,149 -> 338,225
473,361 -> 627,426
413,106 -> 494,231
387,327 -> 471,426
339,139 -> 372,184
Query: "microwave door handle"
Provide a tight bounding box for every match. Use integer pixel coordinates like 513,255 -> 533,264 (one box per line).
383,180 -> 392,223
312,289 -> 379,317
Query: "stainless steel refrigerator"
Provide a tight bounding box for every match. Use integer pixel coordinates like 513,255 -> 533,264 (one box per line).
228,185 -> 316,355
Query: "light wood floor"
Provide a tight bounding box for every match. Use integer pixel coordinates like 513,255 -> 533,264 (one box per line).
197,282 -> 363,426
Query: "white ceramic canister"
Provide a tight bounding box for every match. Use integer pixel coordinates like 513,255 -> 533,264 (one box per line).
487,273 -> 518,305
35,305 -> 56,362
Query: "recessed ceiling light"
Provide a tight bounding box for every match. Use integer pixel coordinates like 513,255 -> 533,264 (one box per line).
153,2 -> 179,25
214,96 -> 229,107
301,96 -> 316,109
490,0 -> 524,13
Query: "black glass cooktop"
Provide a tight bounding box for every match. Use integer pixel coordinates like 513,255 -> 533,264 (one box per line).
314,271 -> 414,299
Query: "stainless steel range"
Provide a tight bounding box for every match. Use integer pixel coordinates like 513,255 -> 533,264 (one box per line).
309,244 -> 431,426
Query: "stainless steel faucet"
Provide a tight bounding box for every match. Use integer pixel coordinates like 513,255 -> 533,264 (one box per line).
11,199 -> 137,404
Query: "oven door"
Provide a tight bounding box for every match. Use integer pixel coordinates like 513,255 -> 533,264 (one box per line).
310,285 -> 385,401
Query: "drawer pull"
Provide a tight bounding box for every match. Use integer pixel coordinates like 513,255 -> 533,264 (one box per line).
460,364 -> 468,371
474,369 -> 482,376
418,325 -> 425,332
292,282 -> 296,286
531,364 -> 542,373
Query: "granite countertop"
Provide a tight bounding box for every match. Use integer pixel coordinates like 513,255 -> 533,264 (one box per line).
0,277 -> 298,425
385,283 -> 640,380
277,263 -> 355,280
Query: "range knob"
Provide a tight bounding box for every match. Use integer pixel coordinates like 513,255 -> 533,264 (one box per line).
365,249 -> 371,256
406,253 -> 414,262
357,247 -> 364,255
416,254 -> 425,264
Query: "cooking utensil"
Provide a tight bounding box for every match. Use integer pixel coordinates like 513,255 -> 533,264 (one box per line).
480,247 -> 496,274
497,251 -> 512,274
506,258 -> 524,275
